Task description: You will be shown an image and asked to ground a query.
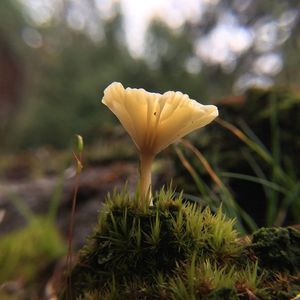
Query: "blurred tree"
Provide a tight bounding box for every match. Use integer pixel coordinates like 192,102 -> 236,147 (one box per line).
6,7 -> 152,149
144,0 -> 300,96
0,0 -> 26,132
1,0 -> 299,150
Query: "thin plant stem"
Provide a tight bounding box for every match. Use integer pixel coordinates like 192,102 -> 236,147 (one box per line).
216,117 -> 297,226
178,139 -> 223,189
216,118 -> 293,186
178,139 -> 257,232
216,118 -> 273,164
175,147 -> 207,196
8,193 -> 34,223
274,183 -> 300,226
268,92 -> 280,226
66,136 -> 83,300
221,172 -> 289,195
47,174 -> 65,223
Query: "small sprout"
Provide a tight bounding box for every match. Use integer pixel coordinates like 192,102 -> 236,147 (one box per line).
66,135 -> 84,298
76,134 -> 84,153
102,82 -> 218,203
73,134 -> 84,173
0,209 -> 5,224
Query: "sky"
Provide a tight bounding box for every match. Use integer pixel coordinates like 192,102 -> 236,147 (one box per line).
120,0 -> 205,56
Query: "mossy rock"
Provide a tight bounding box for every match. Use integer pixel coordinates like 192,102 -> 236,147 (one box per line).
250,227 -> 300,273
63,188 -> 300,299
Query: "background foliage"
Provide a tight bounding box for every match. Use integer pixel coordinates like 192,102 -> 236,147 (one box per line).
0,0 -> 299,150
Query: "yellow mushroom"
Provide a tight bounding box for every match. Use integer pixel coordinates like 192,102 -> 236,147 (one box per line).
102,82 -> 218,203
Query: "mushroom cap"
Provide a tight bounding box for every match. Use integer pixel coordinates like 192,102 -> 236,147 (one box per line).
102,82 -> 218,155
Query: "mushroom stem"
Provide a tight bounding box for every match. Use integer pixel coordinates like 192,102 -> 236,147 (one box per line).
139,153 -> 154,204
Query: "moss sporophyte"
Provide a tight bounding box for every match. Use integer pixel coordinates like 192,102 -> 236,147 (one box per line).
102,82 -> 218,204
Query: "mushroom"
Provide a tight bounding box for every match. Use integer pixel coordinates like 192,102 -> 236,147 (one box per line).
102,82 -> 218,204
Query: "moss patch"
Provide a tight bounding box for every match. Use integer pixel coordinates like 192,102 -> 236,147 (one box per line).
64,188 -> 300,299
250,227 -> 300,273
0,217 -> 66,283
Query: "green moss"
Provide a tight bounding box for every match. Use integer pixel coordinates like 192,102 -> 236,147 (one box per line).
64,188 -> 300,299
205,288 -> 238,300
0,217 -> 66,283
66,188 -> 253,299
250,227 -> 300,273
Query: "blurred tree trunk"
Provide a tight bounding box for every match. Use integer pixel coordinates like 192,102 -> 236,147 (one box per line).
0,34 -> 24,129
